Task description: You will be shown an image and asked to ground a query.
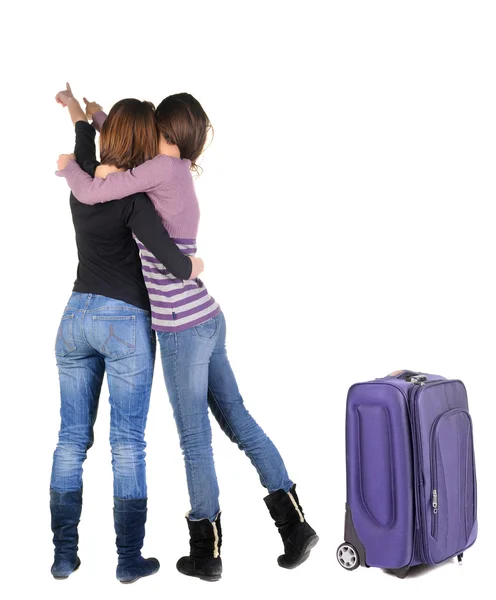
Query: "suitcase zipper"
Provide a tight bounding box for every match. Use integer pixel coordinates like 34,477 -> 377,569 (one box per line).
429,411 -> 446,541
431,489 -> 438,538
405,383 -> 423,561
409,383 -> 427,563
408,379 -> 446,563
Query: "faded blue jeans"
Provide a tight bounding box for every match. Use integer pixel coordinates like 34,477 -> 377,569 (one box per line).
50,293 -> 156,499
158,311 -> 293,521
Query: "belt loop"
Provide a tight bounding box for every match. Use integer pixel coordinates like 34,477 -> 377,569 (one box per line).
83,293 -> 92,313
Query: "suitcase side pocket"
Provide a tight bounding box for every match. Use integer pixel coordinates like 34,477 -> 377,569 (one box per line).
429,409 -> 476,552
356,405 -> 395,528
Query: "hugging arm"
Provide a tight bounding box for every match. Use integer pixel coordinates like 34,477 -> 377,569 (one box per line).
56,92 -> 172,205
124,195 -> 194,280
56,154 -> 173,206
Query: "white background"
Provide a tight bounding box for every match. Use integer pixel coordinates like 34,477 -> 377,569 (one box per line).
1,1 -> 495,599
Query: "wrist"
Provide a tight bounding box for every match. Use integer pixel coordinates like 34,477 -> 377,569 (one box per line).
189,256 -> 204,279
56,159 -> 77,176
89,105 -> 102,118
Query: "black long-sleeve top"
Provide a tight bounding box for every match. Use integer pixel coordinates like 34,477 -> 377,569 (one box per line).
69,121 -> 192,310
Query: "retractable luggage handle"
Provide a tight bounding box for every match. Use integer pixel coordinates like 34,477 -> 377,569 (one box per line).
387,370 -> 427,384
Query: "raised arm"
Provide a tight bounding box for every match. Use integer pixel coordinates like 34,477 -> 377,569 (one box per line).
56,154 -> 174,205
82,97 -> 106,132
91,110 -> 107,132
56,121 -> 101,180
124,194 -> 204,280
55,83 -> 87,126
74,121 -> 100,177
55,82 -> 101,176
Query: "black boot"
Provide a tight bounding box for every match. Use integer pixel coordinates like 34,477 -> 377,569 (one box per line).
176,513 -> 222,582
264,484 -> 319,569
113,498 -> 160,584
50,489 -> 83,579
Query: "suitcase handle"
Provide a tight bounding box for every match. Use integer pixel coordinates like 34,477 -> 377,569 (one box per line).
387,369 -> 427,383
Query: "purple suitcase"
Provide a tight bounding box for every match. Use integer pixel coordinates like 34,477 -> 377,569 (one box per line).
337,370 -> 477,578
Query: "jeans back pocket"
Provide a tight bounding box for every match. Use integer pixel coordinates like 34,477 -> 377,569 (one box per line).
194,317 -> 218,339
55,314 -> 77,357
93,315 -> 136,359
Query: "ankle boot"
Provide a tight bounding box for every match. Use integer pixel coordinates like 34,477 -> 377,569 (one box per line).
50,489 -> 83,579
176,513 -> 222,582
264,484 -> 319,569
113,498 -> 160,584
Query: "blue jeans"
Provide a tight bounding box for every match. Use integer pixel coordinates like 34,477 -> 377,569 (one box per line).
158,311 -> 293,521
50,293 -> 156,499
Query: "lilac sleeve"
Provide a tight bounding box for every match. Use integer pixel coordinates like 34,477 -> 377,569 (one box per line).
55,155 -> 175,205
91,111 -> 107,132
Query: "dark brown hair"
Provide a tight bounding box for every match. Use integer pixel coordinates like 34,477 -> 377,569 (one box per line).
99,99 -> 159,170
155,93 -> 212,174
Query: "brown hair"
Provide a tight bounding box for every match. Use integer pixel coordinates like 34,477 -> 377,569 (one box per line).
99,99 -> 159,170
155,93 -> 212,174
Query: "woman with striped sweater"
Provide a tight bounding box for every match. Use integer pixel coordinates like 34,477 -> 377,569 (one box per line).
57,92 -> 318,581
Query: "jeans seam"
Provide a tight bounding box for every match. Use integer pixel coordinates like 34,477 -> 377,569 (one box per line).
140,336 -> 155,474
79,309 -> 91,350
207,384 -> 269,489
89,306 -> 149,314
51,354 -> 104,492
172,334 -> 199,512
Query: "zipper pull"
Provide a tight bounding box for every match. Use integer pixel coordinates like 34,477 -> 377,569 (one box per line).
432,489 -> 438,513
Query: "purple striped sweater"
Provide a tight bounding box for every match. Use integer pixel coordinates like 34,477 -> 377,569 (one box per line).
137,238 -> 220,331
58,112 -> 220,332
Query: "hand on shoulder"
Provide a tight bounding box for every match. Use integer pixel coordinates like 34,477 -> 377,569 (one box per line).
95,164 -> 122,179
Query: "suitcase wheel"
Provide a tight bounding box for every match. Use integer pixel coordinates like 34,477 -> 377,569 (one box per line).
337,542 -> 360,571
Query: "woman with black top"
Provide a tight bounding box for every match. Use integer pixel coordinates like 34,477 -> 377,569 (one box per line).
50,84 -> 203,584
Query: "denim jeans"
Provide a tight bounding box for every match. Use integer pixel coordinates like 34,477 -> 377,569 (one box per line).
50,293 -> 156,499
158,311 -> 293,521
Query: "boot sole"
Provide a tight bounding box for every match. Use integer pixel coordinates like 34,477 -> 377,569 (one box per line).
179,571 -> 222,583
119,571 -> 159,585
119,567 -> 160,585
52,557 -> 81,580
178,571 -> 222,582
199,575 -> 222,582
278,534 -> 319,570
